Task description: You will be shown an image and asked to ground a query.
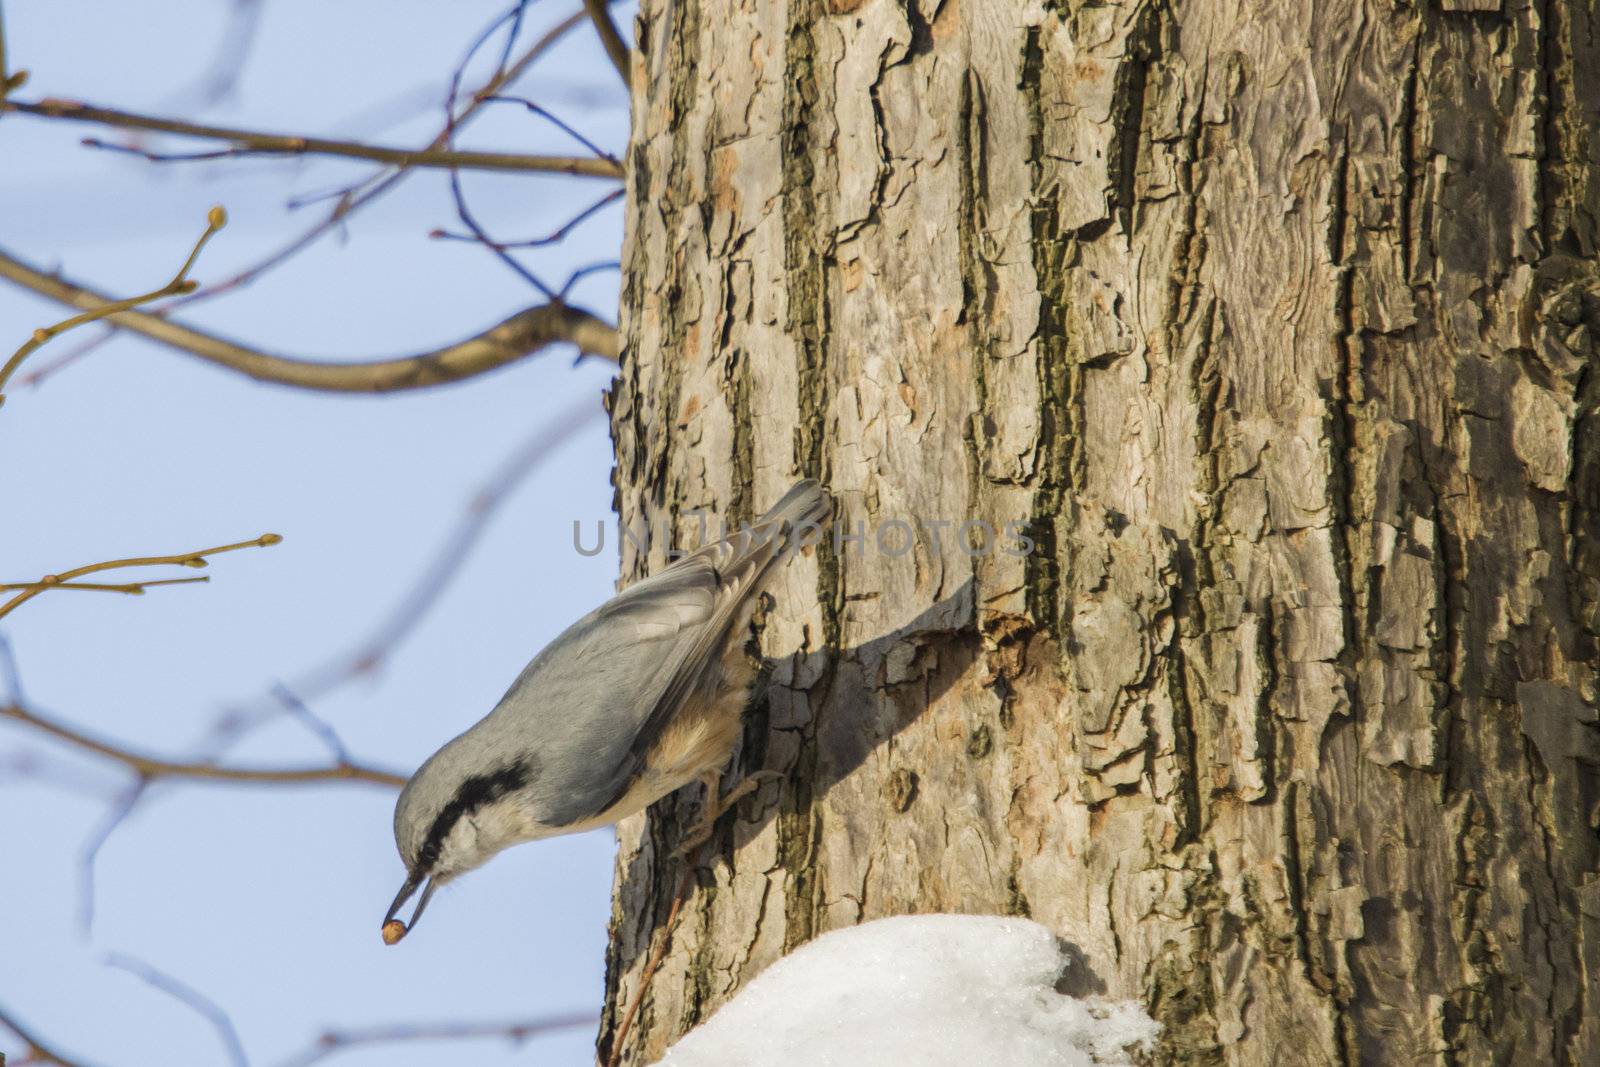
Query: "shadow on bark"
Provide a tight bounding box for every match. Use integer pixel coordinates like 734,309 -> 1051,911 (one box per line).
606,576 -> 983,992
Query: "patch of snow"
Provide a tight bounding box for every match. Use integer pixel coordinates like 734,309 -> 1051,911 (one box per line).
658,914 -> 1158,1066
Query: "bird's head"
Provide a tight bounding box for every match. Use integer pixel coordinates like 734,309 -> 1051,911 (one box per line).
382,739 -> 541,944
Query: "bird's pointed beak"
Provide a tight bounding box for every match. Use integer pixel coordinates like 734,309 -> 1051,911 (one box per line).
381,870 -> 438,945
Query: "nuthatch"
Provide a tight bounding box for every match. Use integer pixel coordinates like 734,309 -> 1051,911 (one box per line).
382,479 -> 832,944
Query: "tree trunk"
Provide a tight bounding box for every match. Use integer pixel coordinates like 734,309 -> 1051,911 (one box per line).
598,0 -> 1600,1063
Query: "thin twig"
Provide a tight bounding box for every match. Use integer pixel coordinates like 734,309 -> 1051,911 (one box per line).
161,0 -> 265,110
494,0 -> 534,83
78,777 -> 148,933
272,1014 -> 598,1067
3,98 -> 623,177
447,167 -> 557,298
0,703 -> 406,787
77,138 -> 281,164
0,206 -> 226,405
442,19 -> 558,299
560,260 -> 621,298
605,863 -> 695,1067
583,0 -> 632,88
0,244 -> 621,391
0,577 -> 210,594
0,534 -> 278,622
12,324 -> 114,389
104,954 -> 248,1067
270,684 -> 350,764
484,95 -> 618,162
0,633 -> 24,703
430,187 -> 622,248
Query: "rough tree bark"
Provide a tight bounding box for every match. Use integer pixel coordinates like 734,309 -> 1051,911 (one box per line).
598,0 -> 1600,1063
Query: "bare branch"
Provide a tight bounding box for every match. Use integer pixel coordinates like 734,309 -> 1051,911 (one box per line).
104,954 -> 248,1067
73,688 -> 363,932
0,703 -> 405,788
0,1001 -> 100,1067
272,1014 -> 598,1067
0,244 -> 621,392
0,206 -> 227,406
159,9 -> 592,305
0,534 -> 278,622
583,0 -> 632,88
2,98 -> 624,178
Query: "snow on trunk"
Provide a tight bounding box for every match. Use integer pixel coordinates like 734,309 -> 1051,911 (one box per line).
658,915 -> 1157,1066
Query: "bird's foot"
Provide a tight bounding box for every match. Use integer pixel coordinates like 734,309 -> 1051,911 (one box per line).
672,770 -> 783,860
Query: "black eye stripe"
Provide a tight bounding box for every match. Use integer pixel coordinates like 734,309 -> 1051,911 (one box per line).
416,761 -> 531,873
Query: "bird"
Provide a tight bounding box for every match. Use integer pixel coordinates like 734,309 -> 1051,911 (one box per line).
381,479 -> 832,944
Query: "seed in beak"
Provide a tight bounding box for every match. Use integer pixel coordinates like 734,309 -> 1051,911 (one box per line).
382,919 -> 408,945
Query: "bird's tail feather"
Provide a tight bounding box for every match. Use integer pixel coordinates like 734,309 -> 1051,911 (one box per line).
758,478 -> 833,535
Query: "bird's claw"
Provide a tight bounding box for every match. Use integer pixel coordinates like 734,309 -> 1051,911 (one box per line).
671,771 -> 783,860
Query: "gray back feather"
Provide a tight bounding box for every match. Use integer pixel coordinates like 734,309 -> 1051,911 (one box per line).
410,479 -> 831,835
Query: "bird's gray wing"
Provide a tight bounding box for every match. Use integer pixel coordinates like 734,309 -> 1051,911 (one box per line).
611,527 -> 781,760
486,561 -> 715,818
505,481 -> 828,826
600,480 -> 831,802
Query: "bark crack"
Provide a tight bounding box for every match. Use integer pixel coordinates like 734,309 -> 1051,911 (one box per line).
1022,24 -> 1076,639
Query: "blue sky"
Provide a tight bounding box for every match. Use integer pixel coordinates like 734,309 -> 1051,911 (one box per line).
0,2 -> 634,1063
